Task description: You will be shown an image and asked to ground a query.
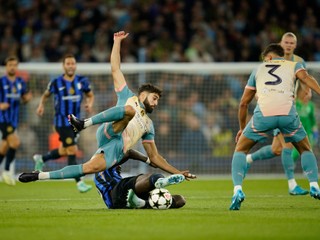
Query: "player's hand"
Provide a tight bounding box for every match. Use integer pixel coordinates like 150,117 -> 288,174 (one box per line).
84,103 -> 92,113
36,104 -> 44,117
180,170 -> 197,180
113,31 -> 129,41
0,103 -> 10,111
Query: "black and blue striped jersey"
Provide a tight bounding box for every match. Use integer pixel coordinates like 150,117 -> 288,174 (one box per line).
94,167 -> 122,208
0,76 -> 28,127
47,75 -> 91,127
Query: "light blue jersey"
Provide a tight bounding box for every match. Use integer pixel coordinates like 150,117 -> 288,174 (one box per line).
95,84 -> 155,168
243,58 -> 307,143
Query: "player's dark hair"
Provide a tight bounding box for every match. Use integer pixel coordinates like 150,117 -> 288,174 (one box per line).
4,56 -> 19,65
261,43 -> 284,59
138,83 -> 162,97
62,53 -> 76,64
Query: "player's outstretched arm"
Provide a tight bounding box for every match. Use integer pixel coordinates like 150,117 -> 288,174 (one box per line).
297,70 -> 320,95
118,149 -> 157,168
36,90 -> 51,117
143,141 -> 197,180
111,31 -> 129,91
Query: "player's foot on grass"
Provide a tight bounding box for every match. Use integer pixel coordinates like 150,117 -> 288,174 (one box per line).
289,185 -> 309,195
229,189 -> 245,210
154,174 -> 185,188
310,186 -> 320,200
2,171 -> 16,185
33,154 -> 44,172
126,189 -> 146,208
18,172 -> 39,183
68,114 -> 85,132
77,181 -> 92,193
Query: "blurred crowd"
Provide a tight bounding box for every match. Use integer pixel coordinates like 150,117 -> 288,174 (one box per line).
1,0 -> 320,64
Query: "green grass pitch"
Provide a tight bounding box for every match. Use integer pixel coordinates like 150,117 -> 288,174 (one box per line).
1,178 -> 320,240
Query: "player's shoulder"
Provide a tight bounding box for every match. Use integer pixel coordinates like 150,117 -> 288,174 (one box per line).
16,76 -> 27,83
51,75 -> 63,83
292,54 -> 305,64
76,74 -> 89,82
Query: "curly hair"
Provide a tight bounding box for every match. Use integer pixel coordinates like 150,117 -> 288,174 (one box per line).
138,83 -> 162,97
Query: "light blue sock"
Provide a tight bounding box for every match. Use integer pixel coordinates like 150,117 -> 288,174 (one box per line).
251,145 -> 276,161
301,151 -> 319,182
49,165 -> 84,179
91,106 -> 125,125
281,148 -> 295,180
232,152 -> 247,186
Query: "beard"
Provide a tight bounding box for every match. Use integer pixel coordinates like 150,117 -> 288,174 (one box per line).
7,70 -> 16,77
143,97 -> 154,113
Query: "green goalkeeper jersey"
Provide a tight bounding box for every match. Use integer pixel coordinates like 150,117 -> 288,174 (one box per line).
295,99 -> 316,136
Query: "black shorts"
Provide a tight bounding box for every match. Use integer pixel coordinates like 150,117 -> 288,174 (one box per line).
0,123 -> 16,139
55,126 -> 79,147
111,175 -> 141,209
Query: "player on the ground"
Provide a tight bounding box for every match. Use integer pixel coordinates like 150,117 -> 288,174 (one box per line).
245,32 -> 310,195
95,149 -> 186,209
230,43 -> 320,210
18,31 -> 196,184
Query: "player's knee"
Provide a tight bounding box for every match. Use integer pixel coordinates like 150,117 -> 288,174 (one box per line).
9,139 -> 20,149
83,158 -> 106,174
272,146 -> 282,156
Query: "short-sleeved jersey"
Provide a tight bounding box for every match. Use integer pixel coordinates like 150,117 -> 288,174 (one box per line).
0,76 -> 28,127
94,167 -> 121,208
246,58 -> 304,116
116,84 -> 155,152
47,75 -> 91,127
291,54 -> 306,68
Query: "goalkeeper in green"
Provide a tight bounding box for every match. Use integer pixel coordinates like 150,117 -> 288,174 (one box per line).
292,84 -> 318,161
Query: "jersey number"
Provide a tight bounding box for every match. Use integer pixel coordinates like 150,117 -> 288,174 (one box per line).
265,64 -> 282,85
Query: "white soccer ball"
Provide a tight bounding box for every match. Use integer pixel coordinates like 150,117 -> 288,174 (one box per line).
148,188 -> 173,210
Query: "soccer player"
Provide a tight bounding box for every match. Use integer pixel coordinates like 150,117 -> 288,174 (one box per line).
292,85 -> 318,162
0,56 -> 32,185
32,54 -> 94,193
95,149 -> 186,209
245,32 -> 310,195
230,43 -> 320,210
19,31 -> 196,184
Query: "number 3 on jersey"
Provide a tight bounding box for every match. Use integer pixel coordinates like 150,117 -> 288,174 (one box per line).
265,64 -> 282,85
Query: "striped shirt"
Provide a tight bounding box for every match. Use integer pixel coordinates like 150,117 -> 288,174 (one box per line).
47,75 -> 91,127
0,76 -> 28,127
94,167 -> 122,208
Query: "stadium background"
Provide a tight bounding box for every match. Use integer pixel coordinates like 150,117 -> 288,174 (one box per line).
0,0 -> 320,176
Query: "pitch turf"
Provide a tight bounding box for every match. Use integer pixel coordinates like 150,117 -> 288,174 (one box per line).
1,178 -> 320,240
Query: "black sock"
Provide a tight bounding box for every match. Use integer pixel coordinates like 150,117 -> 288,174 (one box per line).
149,173 -> 164,187
68,155 -> 80,182
5,148 -> 16,171
0,154 -> 4,165
43,149 -> 60,162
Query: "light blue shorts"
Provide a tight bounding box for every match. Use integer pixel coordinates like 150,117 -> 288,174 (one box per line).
243,108 -> 306,143
95,123 -> 125,169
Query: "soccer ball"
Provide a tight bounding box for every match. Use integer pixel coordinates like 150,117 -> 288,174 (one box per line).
148,188 -> 173,210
